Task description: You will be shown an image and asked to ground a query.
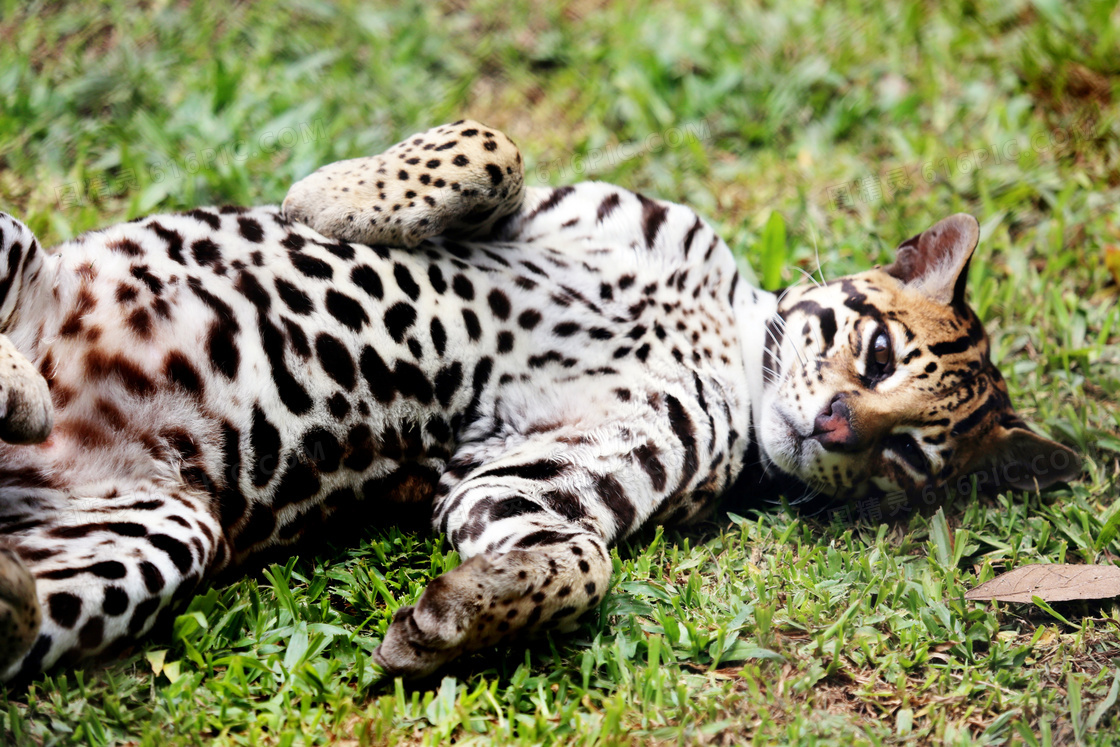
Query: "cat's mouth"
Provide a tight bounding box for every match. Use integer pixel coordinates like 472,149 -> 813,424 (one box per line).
761,405 -> 813,477
762,404 -> 866,497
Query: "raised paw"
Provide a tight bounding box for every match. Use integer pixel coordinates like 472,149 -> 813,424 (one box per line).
0,334 -> 52,444
374,538 -> 611,678
282,120 -> 525,248
0,548 -> 41,675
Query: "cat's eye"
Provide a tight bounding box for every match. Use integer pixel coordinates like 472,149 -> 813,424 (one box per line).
865,327 -> 894,381
872,333 -> 891,366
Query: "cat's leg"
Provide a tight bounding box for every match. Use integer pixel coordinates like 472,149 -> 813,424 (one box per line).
373,426 -> 670,678
0,486 -> 222,680
282,120 -> 525,247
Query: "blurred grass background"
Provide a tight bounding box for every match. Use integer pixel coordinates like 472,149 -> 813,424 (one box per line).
1,0 -> 1119,744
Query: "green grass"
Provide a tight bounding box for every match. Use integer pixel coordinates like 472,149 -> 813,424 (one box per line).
1,0 -> 1119,743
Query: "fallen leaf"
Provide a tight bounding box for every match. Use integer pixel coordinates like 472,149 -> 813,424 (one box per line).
965,564 -> 1120,603
1105,245 -> 1120,286
145,649 -> 167,676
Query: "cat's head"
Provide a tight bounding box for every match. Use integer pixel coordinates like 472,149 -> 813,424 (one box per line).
757,214 -> 1080,506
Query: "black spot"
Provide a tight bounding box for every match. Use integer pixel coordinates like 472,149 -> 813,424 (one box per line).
302,428 -> 343,472
140,561 -> 165,593
596,193 -> 621,223
463,309 -> 481,340
637,194 -> 668,248
634,444 -> 667,491
430,318 -> 447,355
235,503 -> 277,550
231,272 -> 268,314
360,345 -> 397,403
665,395 -> 698,495
351,265 -> 384,299
320,240 -> 353,262
428,265 -> 447,294
452,274 -> 475,300
487,289 -> 511,320
490,497 -> 542,520
48,592 -> 82,628
250,406 -> 282,487
191,238 -> 221,267
485,164 -> 503,185
130,264 -> 164,295
238,217 -> 264,242
149,223 -> 185,264
283,318 -> 311,358
435,362 -> 463,407
315,334 -> 356,389
102,587 -> 128,616
325,290 -> 368,331
127,597 -> 161,636
395,360 -> 434,404
476,460 -> 564,481
596,473 -> 635,531
554,322 -> 579,337
517,530 -> 574,548
78,617 -> 104,649
384,302 -> 417,343
260,316 -> 313,414
164,352 -> 202,393
207,322 -> 240,379
218,421 -> 246,529
497,331 -> 514,353
393,264 -> 421,301
276,278 -> 314,315
185,208 -> 221,229
344,424 -> 375,471
327,392 -> 350,418
290,252 -> 333,280
453,154 -> 469,166
518,309 -> 541,329
527,186 -> 575,218
543,490 -> 586,521
427,416 -> 451,443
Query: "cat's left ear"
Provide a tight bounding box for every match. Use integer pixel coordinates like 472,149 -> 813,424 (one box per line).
963,422 -> 1082,492
885,213 -> 979,308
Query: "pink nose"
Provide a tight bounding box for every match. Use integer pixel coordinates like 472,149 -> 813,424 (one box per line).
812,396 -> 859,452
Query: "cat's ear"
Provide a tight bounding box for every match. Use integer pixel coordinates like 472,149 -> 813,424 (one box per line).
964,422 -> 1082,492
885,213 -> 979,308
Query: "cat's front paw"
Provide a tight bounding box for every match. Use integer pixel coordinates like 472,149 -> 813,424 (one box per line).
0,335 -> 52,444
373,543 -> 607,678
0,548 -> 41,675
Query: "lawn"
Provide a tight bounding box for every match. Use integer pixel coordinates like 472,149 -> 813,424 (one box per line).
1,0 -> 1119,743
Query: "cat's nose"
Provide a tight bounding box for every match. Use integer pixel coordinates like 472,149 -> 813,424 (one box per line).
811,395 -> 860,452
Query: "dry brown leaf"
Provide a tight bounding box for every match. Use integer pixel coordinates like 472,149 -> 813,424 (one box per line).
965,564 -> 1120,603
1105,245 -> 1120,287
